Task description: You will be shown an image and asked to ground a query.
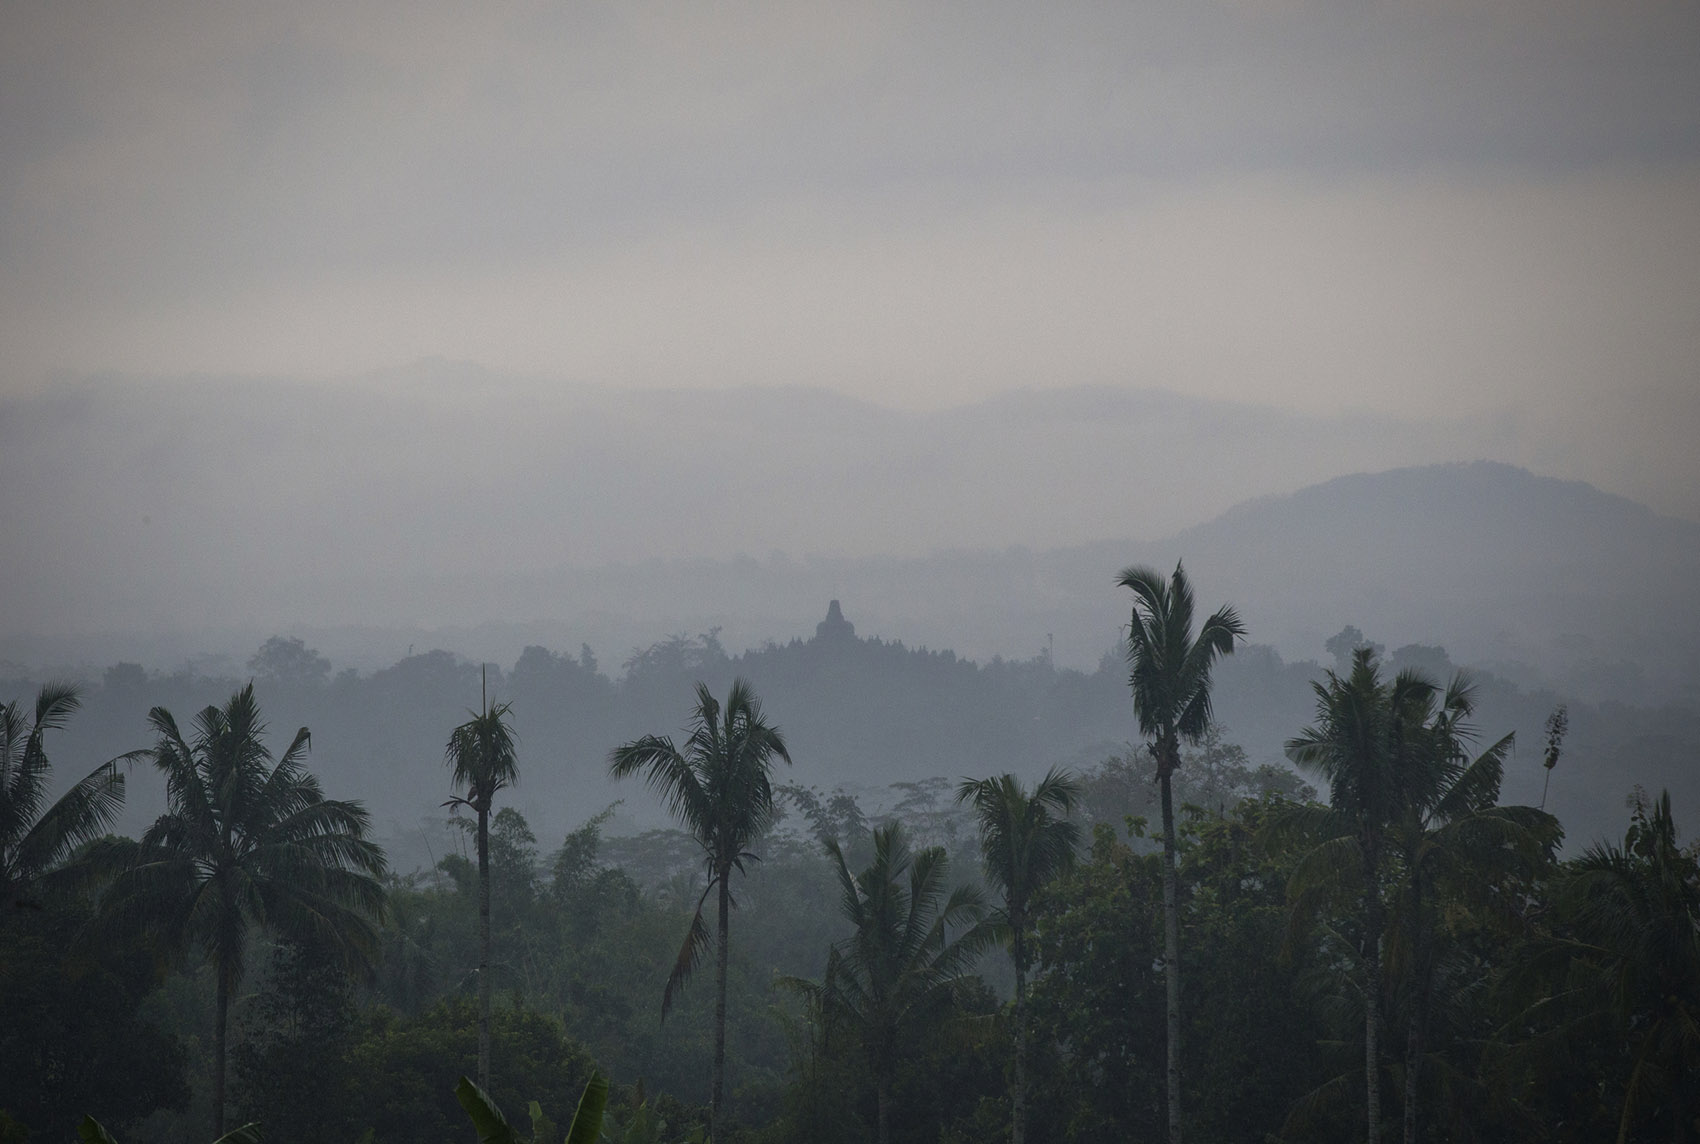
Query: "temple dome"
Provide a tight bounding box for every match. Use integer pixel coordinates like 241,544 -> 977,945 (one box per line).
815,599 -> 855,642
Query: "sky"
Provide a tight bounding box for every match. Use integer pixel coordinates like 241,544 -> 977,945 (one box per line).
3,2 -> 1696,404
3,1 -> 1700,654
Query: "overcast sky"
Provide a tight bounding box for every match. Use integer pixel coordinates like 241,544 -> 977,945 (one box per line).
4,0 -> 1700,622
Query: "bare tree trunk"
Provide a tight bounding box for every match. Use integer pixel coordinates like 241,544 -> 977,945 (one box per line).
713,870 -> 731,1136
214,964 -> 229,1139
1402,1015 -> 1420,1144
1160,769 -> 1183,1144
1403,887 -> 1432,1144
877,1070 -> 891,1144
1365,894 -> 1383,1144
1013,929 -> 1028,1144
478,803 -> 491,1091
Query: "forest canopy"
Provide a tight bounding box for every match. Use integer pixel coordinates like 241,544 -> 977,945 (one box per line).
2,609 -> 1697,1144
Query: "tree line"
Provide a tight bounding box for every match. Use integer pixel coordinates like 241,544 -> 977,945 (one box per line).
3,564 -> 1697,1143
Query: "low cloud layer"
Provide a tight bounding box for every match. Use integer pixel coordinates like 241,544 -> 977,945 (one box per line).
4,5 -> 1697,432
4,2 -> 1697,659
4,368 -> 1693,655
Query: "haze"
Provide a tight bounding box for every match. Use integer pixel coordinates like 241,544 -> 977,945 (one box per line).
4,0 -> 1699,662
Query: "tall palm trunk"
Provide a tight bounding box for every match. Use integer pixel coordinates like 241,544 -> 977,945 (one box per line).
214,962 -> 230,1138
1362,855 -> 1383,1144
212,875 -> 237,1139
876,1071 -> 892,1144
1012,934 -> 1028,1144
1402,1010 -> 1420,1144
713,866 -> 731,1134
1159,762 -> 1184,1144
1365,929 -> 1381,1144
478,802 -> 492,1090
1402,879 -> 1433,1144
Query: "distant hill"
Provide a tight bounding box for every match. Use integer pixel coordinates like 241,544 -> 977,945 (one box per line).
431,460 -> 1698,708
0,365 -> 1527,659
10,591 -> 1693,869
10,458 -> 1699,856
1136,461 -> 1700,706
8,404 -> 1697,709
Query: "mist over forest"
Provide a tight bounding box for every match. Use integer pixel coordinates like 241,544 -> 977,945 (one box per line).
11,571 -> 1697,867
9,468 -> 1700,1140
8,1 -> 1700,1139
8,373 -> 1700,1144
6,366 -> 1698,692
9,383 -> 1698,858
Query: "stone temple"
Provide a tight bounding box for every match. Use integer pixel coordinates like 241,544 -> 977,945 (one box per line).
815,599 -> 855,642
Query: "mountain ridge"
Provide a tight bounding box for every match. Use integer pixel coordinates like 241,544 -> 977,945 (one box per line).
7,452 -> 1695,709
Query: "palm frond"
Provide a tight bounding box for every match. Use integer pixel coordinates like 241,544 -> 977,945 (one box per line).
104,684 -> 387,1021
29,680 -> 82,736
609,737 -> 708,833
610,678 -> 792,1029
662,882 -> 716,1020
13,757 -> 126,886
1,684 -> 137,909
445,700 -> 519,805
76,1116 -> 120,1144
565,1071 -> 609,1144
1432,732 -> 1512,821
455,1075 -> 520,1144
1119,562 -> 1243,782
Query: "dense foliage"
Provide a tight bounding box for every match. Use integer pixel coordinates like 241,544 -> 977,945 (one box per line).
2,623 -> 1698,1144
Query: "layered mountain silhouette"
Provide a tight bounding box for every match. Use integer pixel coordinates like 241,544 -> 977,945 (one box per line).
3,368 -> 1695,715
0,365 -> 1547,647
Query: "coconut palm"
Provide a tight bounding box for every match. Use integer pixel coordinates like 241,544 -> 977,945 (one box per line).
1118,560 -> 1244,1144
1380,675 -> 1557,1144
956,767 -> 1080,1144
444,675 -> 520,1091
1,683 -> 127,913
105,684 -> 386,1137
795,823 -> 992,1144
608,678 -> 791,1133
1281,649 -> 1426,1143
1279,647 -> 1448,1144
1533,791 -> 1699,1144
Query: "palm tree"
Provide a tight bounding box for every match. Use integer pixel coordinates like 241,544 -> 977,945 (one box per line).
795,823 -> 992,1144
1536,791 -> 1699,1143
1,683 -> 127,914
956,767 -> 1081,1144
608,678 -> 791,1133
443,671 -> 519,1091
1280,647 -> 1446,1144
1380,675 -> 1557,1144
105,684 -> 386,1137
1118,560 -> 1244,1144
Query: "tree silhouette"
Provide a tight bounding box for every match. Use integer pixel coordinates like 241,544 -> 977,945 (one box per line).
956,767 -> 1080,1144
1380,675 -> 1556,1143
1,683 -> 126,914
795,823 -> 992,1144
1531,791 -> 1699,1144
1279,648 -> 1443,1144
1118,560 -> 1244,1144
609,678 -> 791,1133
444,673 -> 519,1091
106,684 -> 386,1137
